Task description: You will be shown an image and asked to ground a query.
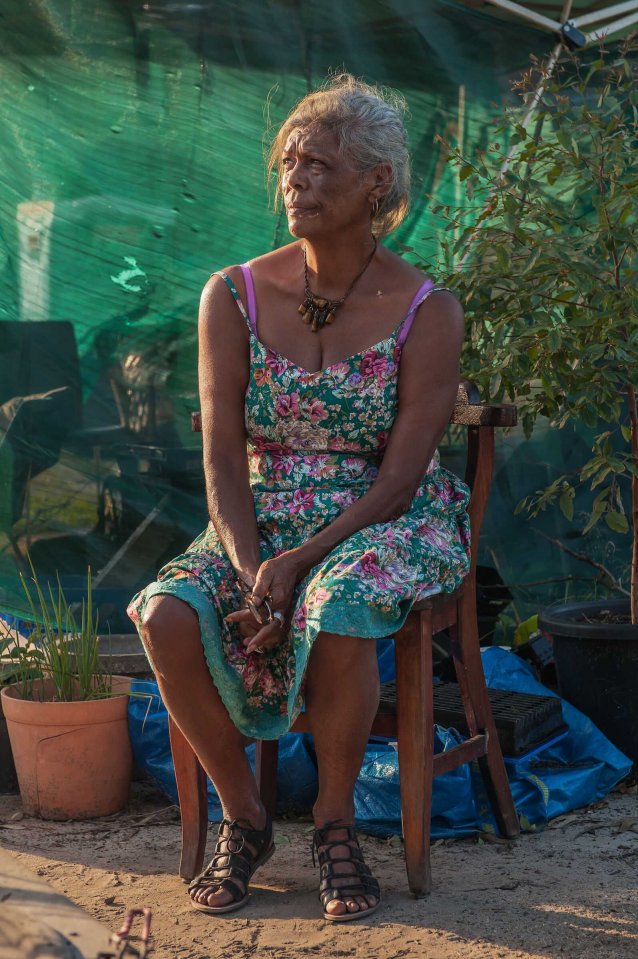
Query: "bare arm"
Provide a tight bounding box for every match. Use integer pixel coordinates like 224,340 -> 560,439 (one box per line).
285,290 -> 465,579
198,271 -> 261,587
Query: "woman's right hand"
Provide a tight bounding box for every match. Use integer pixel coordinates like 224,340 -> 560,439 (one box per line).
224,605 -> 286,655
231,608 -> 262,640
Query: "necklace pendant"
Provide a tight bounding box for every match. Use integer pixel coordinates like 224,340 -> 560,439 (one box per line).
299,296 -> 315,326
315,304 -> 329,328
299,236 -> 377,334
299,295 -> 332,332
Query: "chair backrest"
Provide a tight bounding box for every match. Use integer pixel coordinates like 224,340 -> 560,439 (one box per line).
451,381 -> 517,573
191,382 -> 517,574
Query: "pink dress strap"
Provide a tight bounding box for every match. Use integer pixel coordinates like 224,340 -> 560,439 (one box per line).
396,280 -> 449,349
240,263 -> 258,336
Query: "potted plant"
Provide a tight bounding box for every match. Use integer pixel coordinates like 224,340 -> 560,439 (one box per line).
425,38 -> 638,763
0,566 -> 133,819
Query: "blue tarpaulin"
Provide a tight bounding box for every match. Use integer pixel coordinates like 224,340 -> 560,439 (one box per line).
127,646 -> 632,836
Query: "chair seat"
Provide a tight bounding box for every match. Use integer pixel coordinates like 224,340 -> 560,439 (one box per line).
411,588 -> 460,631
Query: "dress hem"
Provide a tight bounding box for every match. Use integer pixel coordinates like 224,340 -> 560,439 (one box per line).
132,580 -> 294,741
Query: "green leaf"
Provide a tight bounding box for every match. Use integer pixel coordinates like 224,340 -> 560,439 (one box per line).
586,344 -> 607,362
489,372 -> 502,398
583,499 -> 606,535
559,489 -> 574,521
569,312 -> 596,327
496,246 -> 510,271
618,204 -> 634,226
459,165 -> 474,182
605,511 -> 629,534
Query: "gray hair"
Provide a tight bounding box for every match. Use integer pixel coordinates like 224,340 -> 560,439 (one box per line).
268,74 -> 410,237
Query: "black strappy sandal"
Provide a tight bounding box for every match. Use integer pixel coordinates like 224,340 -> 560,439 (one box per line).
312,822 -> 381,922
188,815 -> 274,914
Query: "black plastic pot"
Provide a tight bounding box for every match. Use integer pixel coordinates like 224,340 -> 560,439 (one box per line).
538,600 -> 638,767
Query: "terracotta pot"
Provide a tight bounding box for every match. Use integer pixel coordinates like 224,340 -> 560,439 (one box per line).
1,676 -> 132,820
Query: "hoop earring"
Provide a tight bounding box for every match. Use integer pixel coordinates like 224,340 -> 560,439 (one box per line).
371,198 -> 380,219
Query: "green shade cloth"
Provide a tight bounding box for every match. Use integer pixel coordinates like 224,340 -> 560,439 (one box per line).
3,0 -> 614,625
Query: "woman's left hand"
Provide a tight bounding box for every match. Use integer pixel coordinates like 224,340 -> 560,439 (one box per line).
225,551 -> 301,655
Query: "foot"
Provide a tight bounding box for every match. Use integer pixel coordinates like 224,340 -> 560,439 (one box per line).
189,813 -> 274,913
313,821 -> 380,920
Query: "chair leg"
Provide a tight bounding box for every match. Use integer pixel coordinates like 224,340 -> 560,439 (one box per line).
449,594 -> 478,736
168,715 -> 209,881
255,739 -> 279,817
458,585 -> 520,838
395,607 -> 434,897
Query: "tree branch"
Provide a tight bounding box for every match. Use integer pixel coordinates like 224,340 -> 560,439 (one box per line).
626,385 -> 638,623
534,529 -> 630,597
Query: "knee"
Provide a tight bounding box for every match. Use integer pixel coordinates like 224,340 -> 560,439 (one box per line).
140,594 -> 200,672
312,632 -> 379,672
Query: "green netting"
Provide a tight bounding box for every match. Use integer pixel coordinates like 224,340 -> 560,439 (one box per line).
0,0 -> 622,630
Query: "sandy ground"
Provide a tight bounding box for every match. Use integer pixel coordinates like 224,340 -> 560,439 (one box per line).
1,781 -> 637,959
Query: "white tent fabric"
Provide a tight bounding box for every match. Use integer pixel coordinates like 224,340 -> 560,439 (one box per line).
452,0 -> 638,198
466,0 -> 638,47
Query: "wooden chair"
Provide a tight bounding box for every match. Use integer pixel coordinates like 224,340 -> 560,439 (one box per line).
168,383 -> 519,897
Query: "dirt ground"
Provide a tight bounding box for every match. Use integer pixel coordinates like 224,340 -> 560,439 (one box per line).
1,781 -> 637,959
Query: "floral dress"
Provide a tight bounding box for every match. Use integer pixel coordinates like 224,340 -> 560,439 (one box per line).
127,265 -> 471,740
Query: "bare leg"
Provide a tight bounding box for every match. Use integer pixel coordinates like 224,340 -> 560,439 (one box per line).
305,632 -> 380,917
141,594 -> 267,908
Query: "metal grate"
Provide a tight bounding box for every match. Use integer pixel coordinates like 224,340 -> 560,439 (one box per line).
378,681 -> 566,757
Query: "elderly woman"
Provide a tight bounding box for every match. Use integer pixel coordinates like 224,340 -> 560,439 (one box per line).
128,74 -> 470,922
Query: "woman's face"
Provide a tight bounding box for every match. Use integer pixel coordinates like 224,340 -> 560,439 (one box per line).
281,127 -> 375,239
